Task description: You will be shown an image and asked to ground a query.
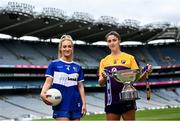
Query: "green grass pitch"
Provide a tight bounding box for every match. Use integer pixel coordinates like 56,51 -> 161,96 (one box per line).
33,107 -> 180,121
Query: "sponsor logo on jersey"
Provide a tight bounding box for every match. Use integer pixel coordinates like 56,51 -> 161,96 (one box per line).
59,74 -> 78,81
68,76 -> 77,81
53,72 -> 79,87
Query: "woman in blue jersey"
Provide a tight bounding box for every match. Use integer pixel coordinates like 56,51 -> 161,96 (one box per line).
98,31 -> 152,121
40,35 -> 86,121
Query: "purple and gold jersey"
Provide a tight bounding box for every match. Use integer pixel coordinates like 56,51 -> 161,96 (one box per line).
99,52 -> 139,105
45,59 -> 84,111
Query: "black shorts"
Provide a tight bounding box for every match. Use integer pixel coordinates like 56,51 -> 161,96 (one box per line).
105,101 -> 137,115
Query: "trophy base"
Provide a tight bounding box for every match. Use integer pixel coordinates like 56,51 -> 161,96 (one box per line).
119,91 -> 140,101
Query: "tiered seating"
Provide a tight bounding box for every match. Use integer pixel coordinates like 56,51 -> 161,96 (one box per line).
2,41 -> 48,65
152,89 -> 180,106
0,95 -> 51,119
1,88 -> 180,120
27,42 -> 58,62
74,46 -> 99,68
0,80 -> 43,89
0,40 -> 180,67
0,42 -> 29,65
148,44 -> 180,66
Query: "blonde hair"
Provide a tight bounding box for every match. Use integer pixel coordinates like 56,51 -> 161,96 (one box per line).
58,35 -> 74,59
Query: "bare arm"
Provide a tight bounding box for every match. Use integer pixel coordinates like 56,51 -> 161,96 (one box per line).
98,59 -> 107,86
98,73 -> 106,86
78,81 -> 87,116
40,77 -> 53,105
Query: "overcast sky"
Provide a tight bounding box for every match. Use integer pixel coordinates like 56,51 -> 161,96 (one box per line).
1,0 -> 180,25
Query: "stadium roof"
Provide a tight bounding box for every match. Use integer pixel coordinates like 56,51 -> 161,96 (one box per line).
0,2 -> 179,44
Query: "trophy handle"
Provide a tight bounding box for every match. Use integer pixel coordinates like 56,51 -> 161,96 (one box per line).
136,65 -> 149,81
139,65 -> 151,100
146,81 -> 151,100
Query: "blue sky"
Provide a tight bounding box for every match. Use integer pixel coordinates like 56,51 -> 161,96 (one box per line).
0,0 -> 180,25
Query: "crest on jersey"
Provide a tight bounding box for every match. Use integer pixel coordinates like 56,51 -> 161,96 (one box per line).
111,67 -> 117,72
121,60 -> 126,64
113,59 -> 117,64
65,65 -> 71,71
73,66 -> 78,72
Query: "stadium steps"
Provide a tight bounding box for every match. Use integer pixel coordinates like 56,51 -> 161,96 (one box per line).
0,115 -> 10,120
142,47 -> 158,66
1,90 -> 180,119
0,42 -> 30,65
148,46 -> 165,66
77,46 -> 104,62
2,98 -> 49,116
136,48 -> 149,65
86,95 -> 104,108
156,47 -> 168,65
176,88 -> 180,95
150,92 -> 172,104
27,42 -> 58,64
74,47 -> 99,68
153,90 -> 180,106
0,95 -> 52,119
137,99 -> 158,109
137,91 -> 174,109
91,93 -> 104,100
2,41 -> 49,65
160,89 -> 180,103
137,92 -> 165,108
86,93 -> 104,113
1,42 -> 33,65
28,44 -> 49,61
0,97 -> 46,119
8,95 -> 52,114
152,91 -> 170,101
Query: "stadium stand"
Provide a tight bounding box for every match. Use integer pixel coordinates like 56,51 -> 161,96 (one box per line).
0,1 -> 180,120
0,41 -> 29,65
27,42 -> 58,63
2,40 -> 48,65
1,89 -> 180,120
0,40 -> 180,67
0,38 -> 180,121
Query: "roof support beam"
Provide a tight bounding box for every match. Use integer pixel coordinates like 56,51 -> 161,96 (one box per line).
79,28 -> 116,40
0,18 -> 34,32
64,25 -> 92,35
24,22 -> 66,36
51,25 -> 93,39
147,30 -> 164,42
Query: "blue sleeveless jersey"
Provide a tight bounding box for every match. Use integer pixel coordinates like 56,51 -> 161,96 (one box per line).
45,59 -> 84,111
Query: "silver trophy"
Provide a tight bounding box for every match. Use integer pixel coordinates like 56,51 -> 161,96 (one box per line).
105,69 -> 141,101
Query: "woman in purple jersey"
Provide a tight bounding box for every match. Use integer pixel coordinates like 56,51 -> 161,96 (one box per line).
98,31 -> 152,121
40,35 -> 86,121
